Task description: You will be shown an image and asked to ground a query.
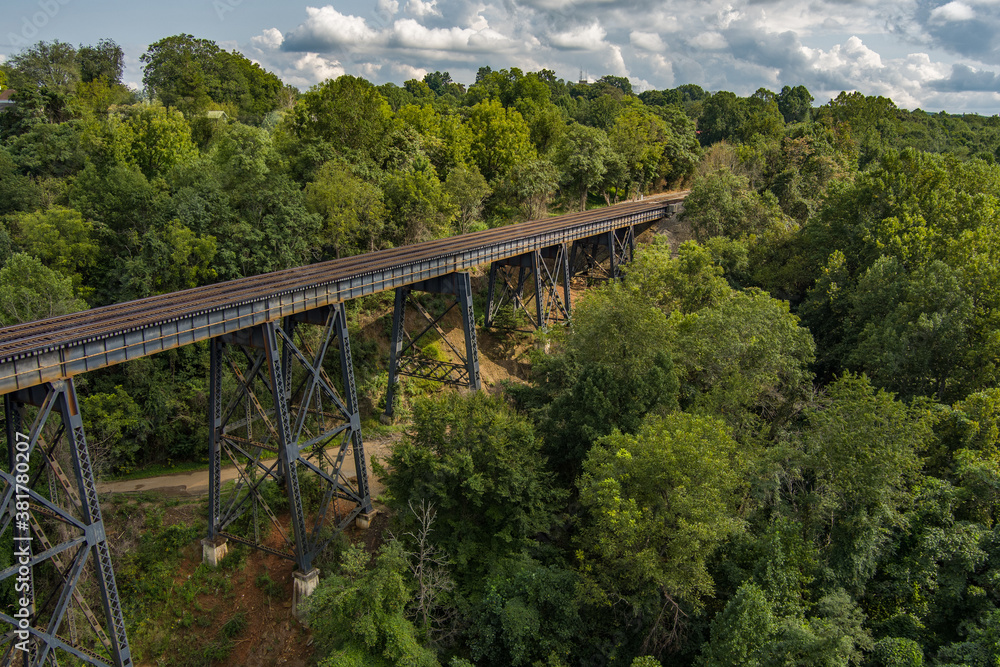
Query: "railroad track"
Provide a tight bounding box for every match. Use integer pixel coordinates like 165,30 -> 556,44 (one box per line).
0,194 -> 686,392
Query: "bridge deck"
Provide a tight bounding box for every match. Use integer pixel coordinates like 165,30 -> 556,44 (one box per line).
0,195 -> 684,394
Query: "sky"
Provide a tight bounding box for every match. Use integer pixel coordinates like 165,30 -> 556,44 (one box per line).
1,0 -> 1000,113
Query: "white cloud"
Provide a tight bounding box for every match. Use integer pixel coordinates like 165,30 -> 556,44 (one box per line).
929,1 -> 976,22
406,0 -> 441,18
248,0 -> 1000,113
293,53 -> 346,84
691,31 -> 727,50
252,28 -> 283,50
548,22 -> 608,50
376,0 -> 400,18
630,30 -> 665,52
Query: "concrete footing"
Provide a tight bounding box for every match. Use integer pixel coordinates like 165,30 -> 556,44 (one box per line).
356,510 -> 378,530
201,536 -> 228,567
293,568 -> 321,621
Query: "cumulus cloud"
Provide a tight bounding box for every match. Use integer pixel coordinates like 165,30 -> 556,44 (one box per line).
406,0 -> 442,18
291,53 -> 346,86
548,22 -> 608,50
252,28 -> 284,50
929,63 -> 1000,90
241,0 -> 1000,112
929,1 -> 975,22
691,31 -> 728,50
630,30 -> 666,52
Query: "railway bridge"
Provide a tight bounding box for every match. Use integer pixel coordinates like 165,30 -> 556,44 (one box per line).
0,194 -> 684,666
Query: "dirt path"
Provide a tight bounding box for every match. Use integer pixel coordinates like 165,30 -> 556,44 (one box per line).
97,435 -> 398,500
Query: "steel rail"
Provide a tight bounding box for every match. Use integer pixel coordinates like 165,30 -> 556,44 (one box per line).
0,194 -> 684,394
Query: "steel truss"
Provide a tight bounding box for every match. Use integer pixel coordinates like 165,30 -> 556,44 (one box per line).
569,226 -> 636,283
0,380 -> 132,666
384,273 -> 481,419
207,303 -> 372,573
485,244 -> 572,332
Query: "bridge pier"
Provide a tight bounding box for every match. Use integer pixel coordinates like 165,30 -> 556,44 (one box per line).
383,272 -> 481,421
485,244 -> 572,331
206,302 -> 371,583
569,225 -> 636,283
0,380 -> 133,666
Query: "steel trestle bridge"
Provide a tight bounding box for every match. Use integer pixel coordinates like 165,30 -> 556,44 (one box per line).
0,194 -> 684,666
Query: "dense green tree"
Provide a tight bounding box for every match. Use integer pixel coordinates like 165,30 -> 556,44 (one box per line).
306,541 -> 440,667
577,412 -> 744,655
7,120 -> 86,177
384,161 -> 456,243
6,40 -> 80,94
375,392 -> 563,584
465,98 -> 536,183
283,74 -> 395,176
623,239 -> 731,314
0,148 -> 40,214
77,38 -> 124,85
670,287 -> 815,437
0,252 -> 86,324
306,161 -> 388,257
553,122 -> 611,209
141,34 -> 283,122
682,168 -> 788,241
796,374 -> 931,593
468,556 -> 582,666
698,91 -> 782,146
517,281 -> 679,479
443,165 -> 490,233
12,206 -> 97,285
607,106 -> 671,197
778,85 -> 814,124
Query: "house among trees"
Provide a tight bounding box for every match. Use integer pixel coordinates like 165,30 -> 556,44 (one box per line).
0,90 -> 16,112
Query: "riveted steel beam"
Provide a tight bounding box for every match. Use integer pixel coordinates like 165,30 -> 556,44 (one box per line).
383,272 -> 480,420
207,304 -> 369,572
0,381 -> 132,666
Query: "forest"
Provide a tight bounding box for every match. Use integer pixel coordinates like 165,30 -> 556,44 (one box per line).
1,34 -> 1000,666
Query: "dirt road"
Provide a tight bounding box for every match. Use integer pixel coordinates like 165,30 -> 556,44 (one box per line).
96,436 -> 396,499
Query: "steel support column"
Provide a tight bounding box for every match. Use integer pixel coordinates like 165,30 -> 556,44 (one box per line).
383,272 -> 481,420
206,302 -> 370,571
484,244 -> 571,331
0,380 -> 132,667
568,225 -> 636,283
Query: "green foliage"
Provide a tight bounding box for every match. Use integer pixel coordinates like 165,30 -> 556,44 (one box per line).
306,161 -> 388,257
623,238 -> 730,314
469,556 -> 582,666
384,161 -> 456,243
7,40 -> 80,94
701,582 -> 776,667
670,288 -> 815,437
466,98 -> 537,184
796,374 -> 931,592
682,168 -> 789,241
554,122 -> 611,209
868,637 -> 923,666
577,412 -> 744,652
284,74 -> 394,175
79,385 -> 149,474
376,392 -> 563,582
306,541 -> 440,667
518,281 -> 680,478
0,252 -> 86,324
141,34 -> 283,122
12,206 -> 97,285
